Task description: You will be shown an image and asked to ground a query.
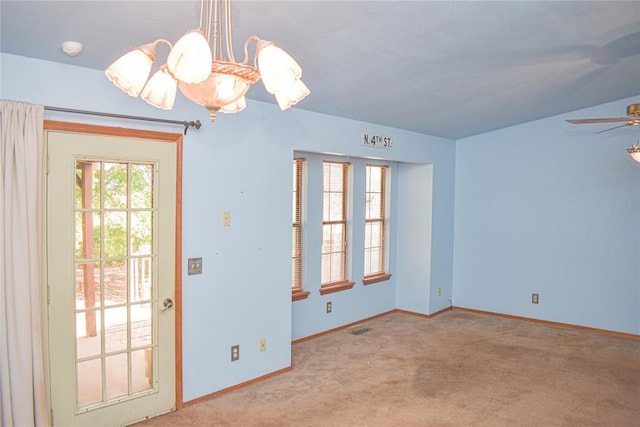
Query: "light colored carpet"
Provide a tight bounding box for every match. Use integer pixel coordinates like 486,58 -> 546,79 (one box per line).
136,310 -> 640,426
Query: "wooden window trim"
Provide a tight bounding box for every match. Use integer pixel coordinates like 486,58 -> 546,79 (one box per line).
319,280 -> 355,295
363,273 -> 392,285
292,289 -> 311,301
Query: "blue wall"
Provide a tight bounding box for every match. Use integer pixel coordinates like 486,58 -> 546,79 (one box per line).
2,53 -> 455,401
453,97 -> 640,335
4,52 -> 636,404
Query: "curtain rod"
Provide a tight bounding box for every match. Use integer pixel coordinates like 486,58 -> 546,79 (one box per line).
44,106 -> 201,135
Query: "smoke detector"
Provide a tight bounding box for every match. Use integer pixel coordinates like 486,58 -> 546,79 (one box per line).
62,41 -> 84,57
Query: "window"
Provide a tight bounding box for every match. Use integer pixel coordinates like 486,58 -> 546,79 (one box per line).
292,158 -> 309,301
292,155 -> 391,296
320,161 -> 354,294
363,165 -> 391,284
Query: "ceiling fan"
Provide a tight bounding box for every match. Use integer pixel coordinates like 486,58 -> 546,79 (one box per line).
566,103 -> 640,163
566,103 -> 640,134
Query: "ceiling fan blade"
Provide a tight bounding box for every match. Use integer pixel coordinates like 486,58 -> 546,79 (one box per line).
565,117 -> 633,124
596,122 -> 637,134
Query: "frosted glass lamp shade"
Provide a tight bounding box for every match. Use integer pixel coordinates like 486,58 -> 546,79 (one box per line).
167,30 -> 212,84
141,66 -> 177,110
256,40 -> 309,109
258,42 -> 302,94
274,79 -> 310,110
257,42 -> 303,93
178,61 -> 260,121
220,96 -> 247,114
105,43 -> 156,97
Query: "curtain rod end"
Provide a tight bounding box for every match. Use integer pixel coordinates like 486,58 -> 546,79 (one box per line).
184,120 -> 202,135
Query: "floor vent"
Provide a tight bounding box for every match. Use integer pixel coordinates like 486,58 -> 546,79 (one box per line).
349,327 -> 372,335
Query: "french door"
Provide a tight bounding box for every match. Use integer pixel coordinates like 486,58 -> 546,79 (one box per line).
46,125 -> 180,426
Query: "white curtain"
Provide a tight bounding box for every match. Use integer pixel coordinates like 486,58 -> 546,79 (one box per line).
0,100 -> 48,426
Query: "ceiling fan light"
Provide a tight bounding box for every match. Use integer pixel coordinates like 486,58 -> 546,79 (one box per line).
274,79 -> 310,110
140,66 -> 177,110
105,43 -> 156,97
627,146 -> 640,163
167,30 -> 212,84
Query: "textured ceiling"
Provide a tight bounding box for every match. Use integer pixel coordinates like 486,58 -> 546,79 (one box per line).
2,1 -> 639,139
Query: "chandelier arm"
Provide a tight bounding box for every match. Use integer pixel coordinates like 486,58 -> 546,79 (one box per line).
152,39 -> 173,50
210,0 -> 215,50
199,0 -> 205,32
212,0 -> 221,60
202,0 -> 214,43
138,38 -> 172,60
243,36 -> 261,66
224,0 -> 236,63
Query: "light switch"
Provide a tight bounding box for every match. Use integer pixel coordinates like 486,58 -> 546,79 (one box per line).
223,211 -> 231,226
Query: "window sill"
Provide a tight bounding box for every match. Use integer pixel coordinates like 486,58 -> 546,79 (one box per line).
319,280 -> 355,295
292,289 -> 311,301
363,273 -> 392,286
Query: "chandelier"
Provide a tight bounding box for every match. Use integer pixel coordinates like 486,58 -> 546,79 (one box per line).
105,0 -> 309,121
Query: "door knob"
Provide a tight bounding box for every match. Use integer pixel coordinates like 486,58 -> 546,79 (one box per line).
160,298 -> 174,311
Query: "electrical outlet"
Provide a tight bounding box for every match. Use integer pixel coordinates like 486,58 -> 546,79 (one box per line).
187,257 -> 202,275
437,288 -> 441,296
223,211 -> 231,226
259,338 -> 266,352
231,345 -> 239,361
326,301 -> 332,313
532,293 -> 539,304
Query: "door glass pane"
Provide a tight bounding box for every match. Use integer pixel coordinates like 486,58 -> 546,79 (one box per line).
77,358 -> 102,408
132,348 -> 153,393
105,259 -> 127,306
105,353 -> 128,400
131,164 -> 153,209
76,311 -> 101,358
75,161 -> 101,210
75,212 -> 101,259
76,262 -> 102,309
103,163 -> 127,209
104,211 -> 127,258
131,303 -> 152,348
73,159 -> 158,412
130,258 -> 152,303
131,211 -> 152,256
104,306 -> 128,353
